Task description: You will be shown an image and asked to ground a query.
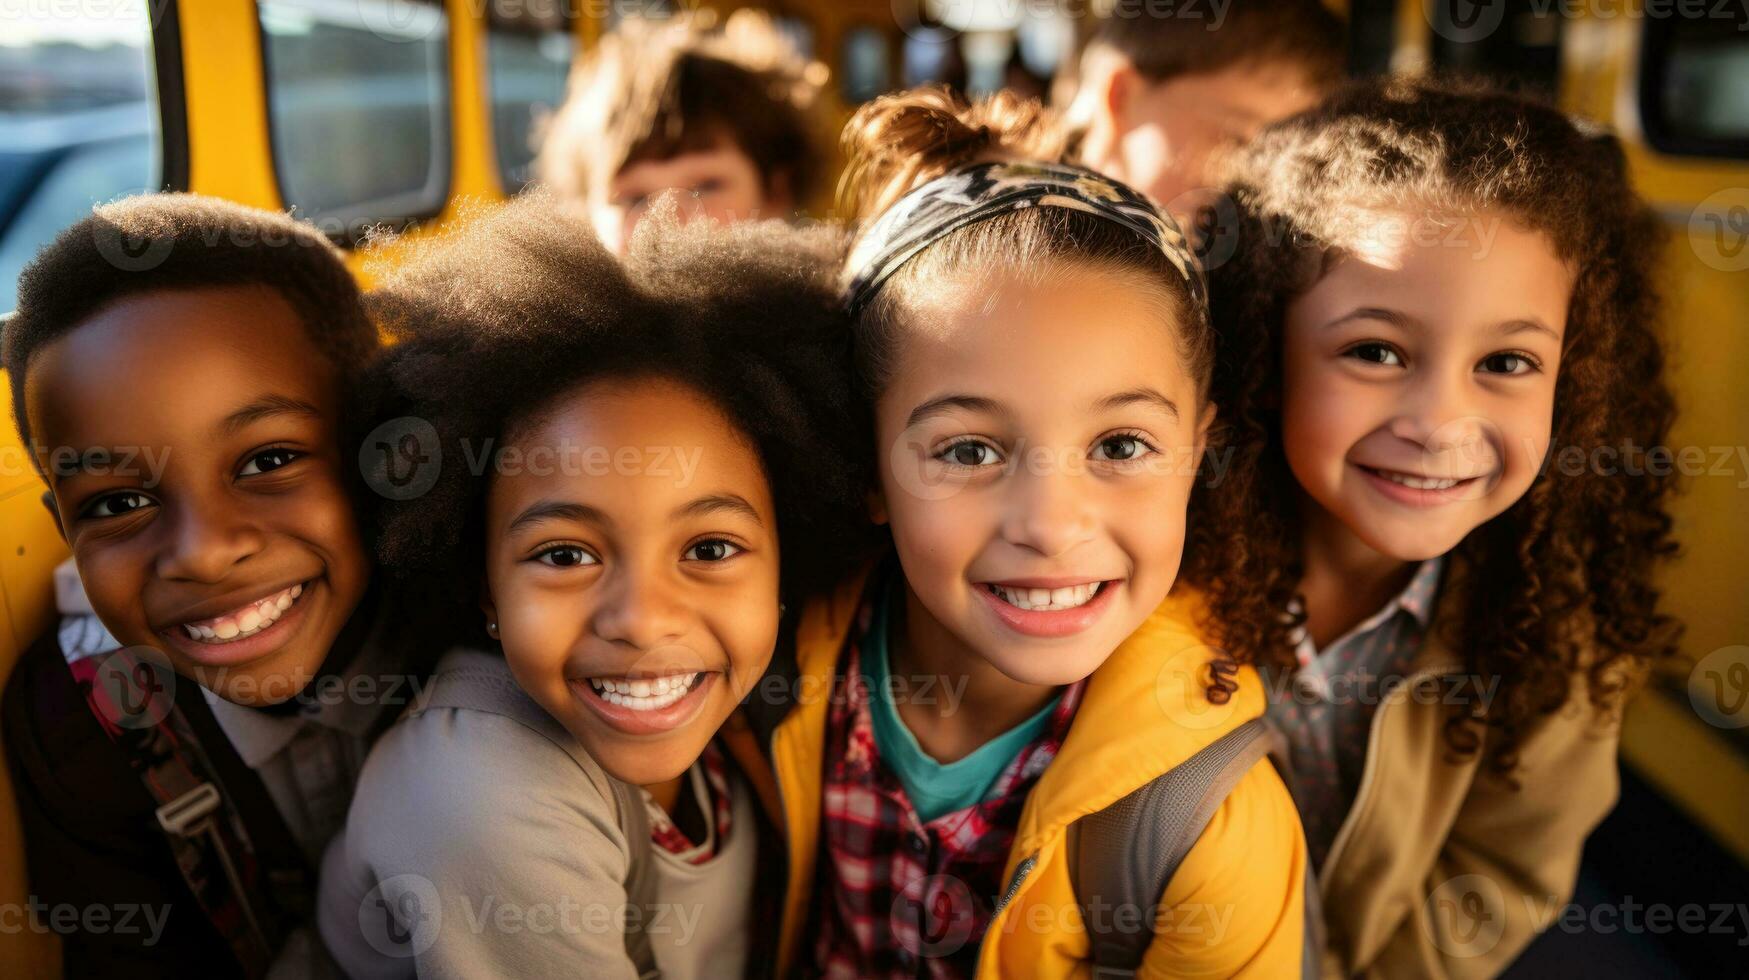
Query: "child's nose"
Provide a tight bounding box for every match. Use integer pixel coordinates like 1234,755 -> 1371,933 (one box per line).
589,564 -> 690,651
1002,463 -> 1097,559
155,499 -> 266,584
1390,372 -> 1490,457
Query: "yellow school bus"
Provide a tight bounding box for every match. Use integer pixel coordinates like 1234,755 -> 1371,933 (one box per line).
1,1 -> 1743,975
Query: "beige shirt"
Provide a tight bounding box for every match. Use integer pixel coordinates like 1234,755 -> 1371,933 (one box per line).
318,650 -> 756,979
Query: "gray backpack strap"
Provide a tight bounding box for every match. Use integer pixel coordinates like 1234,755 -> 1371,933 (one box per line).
1068,717 -> 1285,978
419,658 -> 662,979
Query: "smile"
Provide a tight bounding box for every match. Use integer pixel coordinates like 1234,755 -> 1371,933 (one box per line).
178,582 -> 305,644
585,672 -> 702,711
1356,463 -> 1488,505
983,581 -> 1107,611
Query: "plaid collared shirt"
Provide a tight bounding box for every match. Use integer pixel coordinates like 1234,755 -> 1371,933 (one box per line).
1265,556 -> 1445,871
807,589 -> 1085,979
646,741 -> 733,864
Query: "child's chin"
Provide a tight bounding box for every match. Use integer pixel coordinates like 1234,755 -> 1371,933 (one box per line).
192,653 -> 323,707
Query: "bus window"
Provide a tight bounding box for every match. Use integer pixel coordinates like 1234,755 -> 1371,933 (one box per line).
774,16 -> 816,61
1640,7 -> 1749,159
0,5 -> 175,312
841,26 -> 892,104
487,12 -> 572,193
259,0 -> 450,237
1426,0 -> 1561,96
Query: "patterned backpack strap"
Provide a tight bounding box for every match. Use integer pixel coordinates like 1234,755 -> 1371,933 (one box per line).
65,640 -> 296,977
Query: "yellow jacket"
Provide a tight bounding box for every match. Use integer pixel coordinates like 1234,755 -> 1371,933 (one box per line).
770,568 -> 1307,978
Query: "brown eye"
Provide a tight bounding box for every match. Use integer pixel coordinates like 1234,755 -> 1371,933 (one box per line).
240,448 -> 300,476
938,440 -> 1000,467
684,539 -> 742,563
535,546 -> 597,568
84,491 -> 155,520
1479,351 -> 1537,375
1344,342 -> 1403,366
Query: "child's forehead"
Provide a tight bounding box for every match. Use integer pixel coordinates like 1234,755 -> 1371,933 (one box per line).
26,285 -> 341,443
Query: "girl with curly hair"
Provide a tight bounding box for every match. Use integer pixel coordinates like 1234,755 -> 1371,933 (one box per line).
317,197 -> 868,979
761,87 -> 1307,979
1181,76 -> 1682,976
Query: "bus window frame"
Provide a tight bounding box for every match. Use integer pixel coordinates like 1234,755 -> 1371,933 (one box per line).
483,14 -> 574,197
254,0 -> 455,243
1637,13 -> 1749,161
154,1 -> 192,194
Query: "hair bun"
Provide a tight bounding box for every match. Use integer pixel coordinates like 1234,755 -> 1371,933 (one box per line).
839,85 -> 1067,222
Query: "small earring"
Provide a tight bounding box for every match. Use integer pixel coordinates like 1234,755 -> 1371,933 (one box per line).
487,621 -> 499,637
778,602 -> 787,616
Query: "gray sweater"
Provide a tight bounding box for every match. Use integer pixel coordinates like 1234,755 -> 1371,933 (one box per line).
317,650 -> 754,979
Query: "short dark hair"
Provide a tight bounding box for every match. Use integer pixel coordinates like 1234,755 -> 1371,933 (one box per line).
536,11 -> 827,208
3,192 -> 374,447
360,194 -> 871,631
1087,0 -> 1346,88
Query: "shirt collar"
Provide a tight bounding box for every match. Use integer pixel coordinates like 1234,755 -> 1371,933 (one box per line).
1289,555 -> 1446,666
201,613 -> 396,768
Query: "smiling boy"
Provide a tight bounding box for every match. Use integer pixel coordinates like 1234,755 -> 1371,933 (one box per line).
1,193 -> 394,975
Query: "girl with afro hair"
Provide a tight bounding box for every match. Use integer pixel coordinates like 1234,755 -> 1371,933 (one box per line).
317,194 -> 870,979
1180,76 -> 1682,975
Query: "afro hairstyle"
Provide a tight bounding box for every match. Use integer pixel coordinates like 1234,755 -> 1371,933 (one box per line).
358,193 -> 874,636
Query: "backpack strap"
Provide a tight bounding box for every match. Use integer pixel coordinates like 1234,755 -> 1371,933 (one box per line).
416,657 -> 662,979
63,641 -> 304,978
1067,717 -> 1287,979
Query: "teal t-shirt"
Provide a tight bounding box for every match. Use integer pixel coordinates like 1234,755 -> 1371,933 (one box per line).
863,573 -> 1062,822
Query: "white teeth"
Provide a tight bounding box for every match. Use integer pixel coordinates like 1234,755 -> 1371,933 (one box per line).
1375,469 -> 1460,490
586,672 -> 700,711
177,582 -> 306,645
987,582 -> 1103,611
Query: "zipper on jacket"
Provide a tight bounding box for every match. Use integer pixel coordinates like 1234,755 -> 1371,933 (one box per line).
991,855 -> 1037,917
1319,663 -> 1463,890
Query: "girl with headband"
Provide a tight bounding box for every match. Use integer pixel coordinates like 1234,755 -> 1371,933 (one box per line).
751,87 -> 1307,978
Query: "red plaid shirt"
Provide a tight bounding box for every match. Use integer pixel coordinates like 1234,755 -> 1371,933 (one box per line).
807,589 -> 1084,979
647,741 -> 732,864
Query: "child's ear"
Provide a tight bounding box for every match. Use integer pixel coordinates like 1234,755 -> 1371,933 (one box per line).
40,489 -> 64,540
1103,62 -> 1139,124
865,488 -> 889,526
479,588 -> 500,641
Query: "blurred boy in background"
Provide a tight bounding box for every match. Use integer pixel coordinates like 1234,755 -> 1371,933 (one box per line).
536,10 -> 830,253
1065,0 -> 1345,220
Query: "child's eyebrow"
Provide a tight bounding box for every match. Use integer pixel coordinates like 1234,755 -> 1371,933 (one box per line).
1500,318 -> 1562,342
906,393 -> 1007,428
1322,306 -> 1416,332
1092,387 -> 1180,422
218,395 -> 323,436
673,493 -> 765,527
508,500 -> 605,534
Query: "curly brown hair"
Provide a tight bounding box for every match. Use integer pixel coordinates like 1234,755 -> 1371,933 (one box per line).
1182,76 -> 1683,773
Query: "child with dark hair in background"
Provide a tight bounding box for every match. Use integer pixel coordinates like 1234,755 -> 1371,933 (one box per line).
1183,76 -> 1682,976
318,197 -> 868,979
1066,0 -> 1345,221
536,10 -> 829,253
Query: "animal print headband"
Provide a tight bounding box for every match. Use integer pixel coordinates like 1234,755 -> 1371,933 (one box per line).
843,160 -> 1210,323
